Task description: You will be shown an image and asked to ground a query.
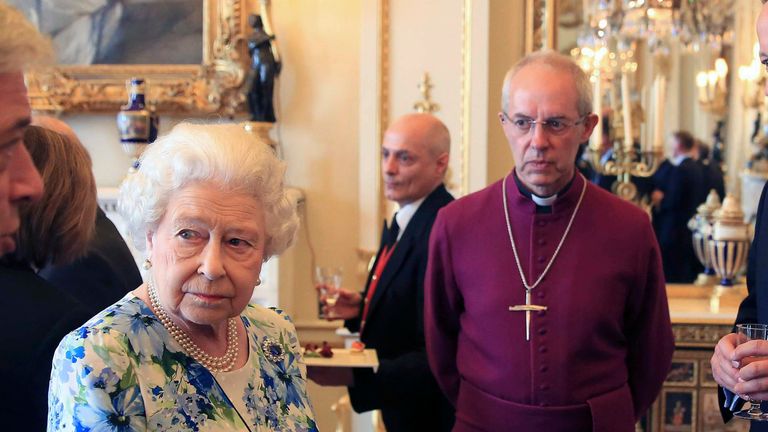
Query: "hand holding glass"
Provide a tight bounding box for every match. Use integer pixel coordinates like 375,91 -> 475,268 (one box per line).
734,323 -> 768,421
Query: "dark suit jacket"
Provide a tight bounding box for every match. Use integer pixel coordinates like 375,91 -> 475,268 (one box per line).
652,157 -> 705,283
0,262 -> 90,430
39,208 -> 142,316
698,159 -> 726,202
719,182 -> 768,429
345,184 -> 455,432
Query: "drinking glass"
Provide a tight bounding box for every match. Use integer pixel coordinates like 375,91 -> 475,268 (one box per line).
314,266 -> 343,318
314,266 -> 329,319
734,323 -> 768,421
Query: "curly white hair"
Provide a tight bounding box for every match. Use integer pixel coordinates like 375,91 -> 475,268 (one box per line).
118,122 -> 299,260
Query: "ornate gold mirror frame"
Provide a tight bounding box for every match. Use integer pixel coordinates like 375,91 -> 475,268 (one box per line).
25,0 -> 251,115
525,0 -> 555,53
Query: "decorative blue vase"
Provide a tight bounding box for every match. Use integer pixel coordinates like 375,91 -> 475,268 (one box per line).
116,78 -> 158,170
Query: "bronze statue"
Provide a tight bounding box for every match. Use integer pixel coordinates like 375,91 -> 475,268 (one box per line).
245,14 -> 280,122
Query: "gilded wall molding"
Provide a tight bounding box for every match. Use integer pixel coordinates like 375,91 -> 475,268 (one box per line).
25,0 -> 249,116
460,0 -> 472,196
524,0 -> 554,53
672,323 -> 733,348
378,0 -> 392,224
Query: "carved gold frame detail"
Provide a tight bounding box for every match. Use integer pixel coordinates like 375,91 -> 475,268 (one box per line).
525,0 -> 555,53
25,0 -> 252,115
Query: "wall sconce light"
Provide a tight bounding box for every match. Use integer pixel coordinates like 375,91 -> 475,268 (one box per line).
739,42 -> 766,109
696,57 -> 728,116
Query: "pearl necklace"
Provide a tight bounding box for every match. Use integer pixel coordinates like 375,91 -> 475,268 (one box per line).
147,281 -> 239,372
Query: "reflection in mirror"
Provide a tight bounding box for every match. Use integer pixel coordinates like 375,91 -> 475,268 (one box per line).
532,0 -> 766,285
556,1 -> 737,195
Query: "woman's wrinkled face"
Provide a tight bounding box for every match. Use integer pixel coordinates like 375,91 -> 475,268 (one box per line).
147,183 -> 265,328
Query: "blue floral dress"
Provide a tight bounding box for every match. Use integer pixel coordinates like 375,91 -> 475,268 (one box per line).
48,293 -> 318,431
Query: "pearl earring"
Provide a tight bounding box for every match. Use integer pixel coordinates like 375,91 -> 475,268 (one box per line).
255,278 -> 262,286
142,259 -> 152,270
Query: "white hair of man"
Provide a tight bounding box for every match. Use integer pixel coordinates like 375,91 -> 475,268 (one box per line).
500,49 -> 593,117
118,122 -> 299,259
0,1 -> 53,72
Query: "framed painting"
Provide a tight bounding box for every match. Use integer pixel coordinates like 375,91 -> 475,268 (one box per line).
664,359 -> 698,387
700,359 -> 718,388
698,388 -> 751,432
15,0 -> 254,115
660,389 -> 697,432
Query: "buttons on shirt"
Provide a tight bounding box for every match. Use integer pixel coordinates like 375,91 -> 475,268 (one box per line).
538,345 -> 548,353
537,220 -> 547,227
537,256 -> 546,263
539,383 -> 550,391
537,238 -> 546,246
539,364 -> 548,373
538,327 -> 547,335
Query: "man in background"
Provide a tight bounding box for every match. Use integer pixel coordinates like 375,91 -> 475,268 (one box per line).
0,3 -> 88,428
651,130 -> 705,283
0,2 -> 45,256
312,113 -> 455,431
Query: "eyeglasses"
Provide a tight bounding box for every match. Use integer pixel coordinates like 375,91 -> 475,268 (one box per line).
502,112 -> 589,136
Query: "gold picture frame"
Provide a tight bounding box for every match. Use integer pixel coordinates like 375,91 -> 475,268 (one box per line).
664,359 -> 699,387
660,388 -> 697,432
25,0 -> 252,115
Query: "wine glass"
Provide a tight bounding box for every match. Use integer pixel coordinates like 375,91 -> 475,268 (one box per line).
314,266 -> 329,319
324,268 -> 343,308
734,323 -> 768,421
314,266 -> 343,318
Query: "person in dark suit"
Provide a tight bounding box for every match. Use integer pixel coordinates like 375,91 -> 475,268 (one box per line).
310,113 -> 455,431
651,130 -> 705,283
711,180 -> 768,428
711,3 -> 768,426
1,125 -> 93,429
0,8 -> 90,428
40,207 -> 142,313
696,141 -> 726,201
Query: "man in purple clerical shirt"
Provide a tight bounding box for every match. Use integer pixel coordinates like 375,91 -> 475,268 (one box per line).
711,2 -> 768,430
424,50 -> 674,431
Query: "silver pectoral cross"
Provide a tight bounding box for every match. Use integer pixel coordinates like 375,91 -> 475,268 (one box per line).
508,290 -> 548,341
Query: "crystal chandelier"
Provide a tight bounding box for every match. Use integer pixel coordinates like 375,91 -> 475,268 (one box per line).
577,0 -> 737,54
577,0 -> 736,203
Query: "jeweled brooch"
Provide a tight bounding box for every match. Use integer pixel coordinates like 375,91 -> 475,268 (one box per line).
262,337 -> 285,363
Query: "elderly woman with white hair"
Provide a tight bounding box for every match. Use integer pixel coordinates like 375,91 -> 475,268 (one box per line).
48,123 -> 317,431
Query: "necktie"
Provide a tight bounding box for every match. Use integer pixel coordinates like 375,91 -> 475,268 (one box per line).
388,214 -> 400,247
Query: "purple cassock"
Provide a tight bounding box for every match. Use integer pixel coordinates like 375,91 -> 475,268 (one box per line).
425,172 -> 674,432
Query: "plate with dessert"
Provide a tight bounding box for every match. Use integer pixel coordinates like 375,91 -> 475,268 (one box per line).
302,341 -> 379,372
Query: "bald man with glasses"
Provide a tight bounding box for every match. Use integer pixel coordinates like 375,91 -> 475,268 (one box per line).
424,50 -> 673,431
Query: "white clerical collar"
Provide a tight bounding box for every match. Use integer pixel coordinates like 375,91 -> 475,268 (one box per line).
394,196 -> 427,241
672,154 -> 690,166
531,193 -> 557,207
